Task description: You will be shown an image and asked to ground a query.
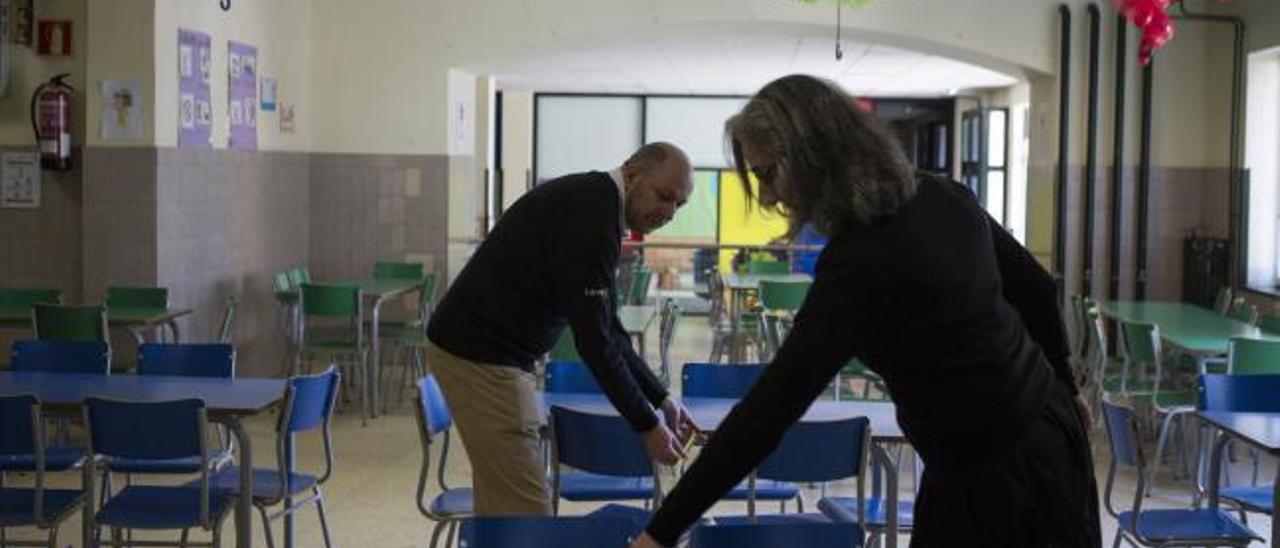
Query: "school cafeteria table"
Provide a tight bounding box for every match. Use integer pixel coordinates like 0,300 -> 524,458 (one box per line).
1097,301 -> 1264,372
0,371 -> 286,548
0,305 -> 194,344
1200,411 -> 1279,544
541,392 -> 906,547
351,278 -> 425,420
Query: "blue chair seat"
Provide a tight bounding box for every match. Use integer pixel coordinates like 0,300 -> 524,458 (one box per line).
105,451 -> 231,474
1116,509 -> 1259,543
0,446 -> 85,472
709,513 -> 832,526
0,488 -> 85,526
1221,486 -> 1274,513
818,496 -> 915,529
97,485 -> 233,529
203,467 -> 317,500
557,473 -> 655,501
722,480 -> 800,501
586,504 -> 651,535
429,487 -> 473,516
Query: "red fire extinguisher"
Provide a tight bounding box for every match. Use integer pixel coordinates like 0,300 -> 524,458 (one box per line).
30,73 -> 74,171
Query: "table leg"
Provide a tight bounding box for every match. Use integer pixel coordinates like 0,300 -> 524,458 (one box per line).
728,287 -> 742,363
1272,472 -> 1278,545
284,431 -> 296,548
1206,432 -> 1229,511
82,454 -> 96,547
226,418 -> 254,548
368,296 -> 387,422
871,444 -> 899,548
169,319 -> 182,343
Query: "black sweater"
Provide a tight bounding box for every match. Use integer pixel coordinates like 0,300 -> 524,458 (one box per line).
646,174 -> 1075,545
426,172 -> 668,432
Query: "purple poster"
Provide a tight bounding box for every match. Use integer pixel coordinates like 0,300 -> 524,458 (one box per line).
177,29 -> 212,148
227,41 -> 257,151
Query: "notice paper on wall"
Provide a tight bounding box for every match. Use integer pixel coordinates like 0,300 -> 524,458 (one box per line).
100,79 -> 143,140
1,152 -> 40,209
228,41 -> 257,150
260,77 -> 276,112
177,28 -> 212,148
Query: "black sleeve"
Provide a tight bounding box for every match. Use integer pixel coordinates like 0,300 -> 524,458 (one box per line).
563,230 -> 662,433
644,266 -> 861,545
987,215 -> 1078,395
612,316 -> 668,406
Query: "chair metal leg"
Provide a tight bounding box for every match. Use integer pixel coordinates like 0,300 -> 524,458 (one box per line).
316,490 -> 334,548
446,520 -> 459,548
47,525 -> 58,548
1110,529 -> 1124,548
111,526 -> 123,547
180,528 -> 190,548
1148,412 -> 1179,495
429,520 -> 448,548
258,504 -> 276,548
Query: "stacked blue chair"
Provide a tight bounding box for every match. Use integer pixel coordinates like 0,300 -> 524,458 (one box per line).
690,521 -> 863,548
200,366 -> 341,548
681,363 -> 802,511
458,515 -> 636,547
543,361 -> 603,394
548,405 -> 662,514
0,394 -> 87,548
84,397 -> 234,547
9,340 -> 109,469
415,374 -> 473,548
1100,397 -> 1260,547
1197,374 -> 1280,523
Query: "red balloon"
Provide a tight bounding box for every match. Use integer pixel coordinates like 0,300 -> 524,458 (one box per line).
1113,0 -> 1177,64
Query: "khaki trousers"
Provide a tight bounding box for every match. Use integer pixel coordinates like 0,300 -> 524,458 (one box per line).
426,342 -> 552,516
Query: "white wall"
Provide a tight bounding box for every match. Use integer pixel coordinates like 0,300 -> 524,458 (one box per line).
0,0 -> 88,147
1246,49 -> 1279,286
153,0 -> 312,151
500,90 -> 533,209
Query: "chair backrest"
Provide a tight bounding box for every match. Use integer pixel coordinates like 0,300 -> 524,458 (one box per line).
627,267 -> 653,306
706,267 -> 727,326
374,261 -> 425,280
0,394 -> 55,523
547,329 -> 582,362
0,288 -> 63,309
1100,398 -> 1143,469
744,260 -> 790,275
690,522 -> 863,548
288,267 -> 311,286
137,343 -> 235,378
11,340 -> 110,374
1229,298 -> 1258,324
105,286 -> 169,309
216,295 -> 237,343
272,271 -> 293,294
299,282 -> 360,318
414,374 -> 456,518
681,363 -> 766,398
1198,374 -> 1280,412
1119,321 -> 1160,363
757,280 -> 809,312
32,303 -> 108,342
458,516 -> 636,547
1226,337 -> 1280,375
1214,286 -> 1234,315
1258,314 -> 1280,336
658,298 -> 682,381
274,366 -> 341,490
549,405 -> 652,477
757,417 -> 870,483
543,361 -> 601,394
418,272 -> 439,321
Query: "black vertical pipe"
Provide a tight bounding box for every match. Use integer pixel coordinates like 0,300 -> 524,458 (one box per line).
1083,4 -> 1101,298
1055,5 -> 1072,298
1136,59 -> 1154,299
1109,16 -> 1127,300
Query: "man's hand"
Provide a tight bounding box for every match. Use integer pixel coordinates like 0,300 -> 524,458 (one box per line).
642,422 -> 684,465
659,397 -> 701,445
629,532 -> 665,548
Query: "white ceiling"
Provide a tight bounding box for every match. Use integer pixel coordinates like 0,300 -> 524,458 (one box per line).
492,32 -> 1020,97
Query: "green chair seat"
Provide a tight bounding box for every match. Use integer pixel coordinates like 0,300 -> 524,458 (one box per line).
303,339 -> 363,352
1153,390 -> 1197,408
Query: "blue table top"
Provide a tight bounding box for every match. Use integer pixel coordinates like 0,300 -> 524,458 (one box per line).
0,371 -> 286,415
1197,411 -> 1280,455
541,392 -> 903,440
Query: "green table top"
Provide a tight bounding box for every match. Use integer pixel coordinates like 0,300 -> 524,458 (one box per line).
1099,300 -> 1265,355
722,273 -> 813,291
618,305 -> 657,335
0,306 -> 192,327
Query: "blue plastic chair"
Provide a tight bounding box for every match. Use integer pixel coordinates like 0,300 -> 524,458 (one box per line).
690,521 -> 863,548
457,515 -> 636,547
201,366 -> 340,548
548,405 -> 661,514
0,394 -> 87,547
137,343 -> 235,377
1197,374 -> 1280,522
681,363 -> 801,509
10,340 -> 110,374
1100,397 -> 1260,547
543,361 -> 603,394
84,397 -> 234,547
415,374 -> 473,548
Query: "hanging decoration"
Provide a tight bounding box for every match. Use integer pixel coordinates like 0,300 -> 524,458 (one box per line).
1113,0 -> 1174,65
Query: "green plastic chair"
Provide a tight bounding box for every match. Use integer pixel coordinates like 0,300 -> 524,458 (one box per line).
105,286 -> 169,309
548,329 -> 581,362
1213,286 -> 1234,315
837,358 -> 887,401
0,288 -> 63,309
32,303 -> 109,343
272,271 -> 293,294
288,267 -> 312,287
1258,314 -> 1280,337
298,282 -> 366,422
744,260 -> 790,275
216,295 -> 237,344
1226,337 -> 1280,375
1228,298 -> 1258,325
373,261 -> 425,280
1121,321 -> 1195,492
656,298 -> 682,386
758,280 -> 810,313
627,267 -> 653,306
377,273 -> 442,412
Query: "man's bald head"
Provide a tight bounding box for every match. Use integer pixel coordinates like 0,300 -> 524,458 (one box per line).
621,142 -> 694,234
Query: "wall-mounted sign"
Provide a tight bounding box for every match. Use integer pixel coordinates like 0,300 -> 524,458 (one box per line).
36,20 -> 71,56
1,152 -> 40,209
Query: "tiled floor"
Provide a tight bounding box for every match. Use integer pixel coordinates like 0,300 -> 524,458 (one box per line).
5,316 -> 1274,546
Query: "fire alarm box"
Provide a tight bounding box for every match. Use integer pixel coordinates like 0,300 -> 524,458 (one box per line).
37,20 -> 72,56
